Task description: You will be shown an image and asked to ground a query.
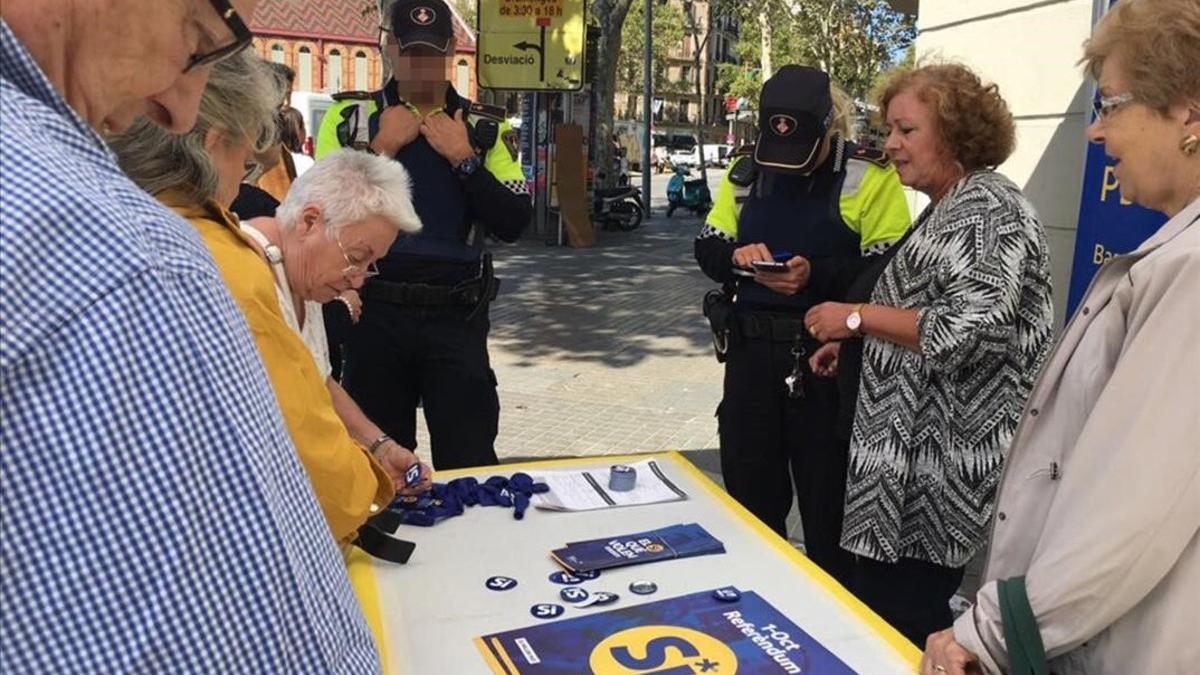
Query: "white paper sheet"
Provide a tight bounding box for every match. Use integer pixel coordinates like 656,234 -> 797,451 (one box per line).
530,459 -> 688,511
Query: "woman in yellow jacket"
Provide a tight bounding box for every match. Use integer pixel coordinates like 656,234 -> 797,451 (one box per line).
109,51 -> 420,545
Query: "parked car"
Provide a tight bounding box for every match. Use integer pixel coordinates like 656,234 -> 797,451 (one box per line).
703,144 -> 733,167
669,146 -> 700,169
655,133 -> 698,172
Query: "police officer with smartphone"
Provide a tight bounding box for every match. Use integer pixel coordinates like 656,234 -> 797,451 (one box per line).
695,66 -> 909,582
315,0 -> 531,470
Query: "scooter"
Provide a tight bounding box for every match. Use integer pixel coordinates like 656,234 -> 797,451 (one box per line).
593,183 -> 644,231
666,166 -> 712,217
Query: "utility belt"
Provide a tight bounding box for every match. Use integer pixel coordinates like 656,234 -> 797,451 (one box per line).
362,254 -> 500,319
362,278 -> 499,307
703,288 -> 813,362
735,312 -> 810,341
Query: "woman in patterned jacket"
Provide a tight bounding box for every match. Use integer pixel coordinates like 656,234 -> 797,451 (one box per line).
804,63 -> 1055,645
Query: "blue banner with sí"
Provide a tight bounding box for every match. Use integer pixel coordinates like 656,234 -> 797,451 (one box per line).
1067,0 -> 1166,315
477,588 -> 854,674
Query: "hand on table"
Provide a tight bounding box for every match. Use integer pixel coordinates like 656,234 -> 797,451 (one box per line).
921,628 -> 982,675
375,441 -> 433,495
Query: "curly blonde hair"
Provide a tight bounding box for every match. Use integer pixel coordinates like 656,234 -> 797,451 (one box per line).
1082,0 -> 1200,111
877,62 -> 1016,171
828,80 -> 856,140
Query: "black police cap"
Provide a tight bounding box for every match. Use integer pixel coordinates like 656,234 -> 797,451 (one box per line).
391,0 -> 454,53
754,66 -> 834,174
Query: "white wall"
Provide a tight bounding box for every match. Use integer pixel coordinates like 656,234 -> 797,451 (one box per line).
914,0 -> 1095,326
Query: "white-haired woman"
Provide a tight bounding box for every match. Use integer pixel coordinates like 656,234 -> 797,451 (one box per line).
109,51 -> 419,544
239,150 -> 432,492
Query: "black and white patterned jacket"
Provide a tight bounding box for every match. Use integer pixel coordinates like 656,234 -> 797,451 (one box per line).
840,170 -> 1055,568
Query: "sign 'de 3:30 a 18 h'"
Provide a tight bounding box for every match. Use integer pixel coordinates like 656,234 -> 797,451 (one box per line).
477,0 -> 586,91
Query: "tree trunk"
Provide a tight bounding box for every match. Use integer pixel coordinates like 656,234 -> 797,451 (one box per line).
376,0 -> 395,81
758,9 -> 773,81
592,0 -> 636,188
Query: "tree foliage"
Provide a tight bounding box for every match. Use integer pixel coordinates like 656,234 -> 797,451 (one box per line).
716,0 -> 915,111
617,0 -> 687,102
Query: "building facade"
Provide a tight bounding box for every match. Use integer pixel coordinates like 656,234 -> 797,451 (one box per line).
249,0 -> 479,98
616,0 -> 740,136
892,0 -> 1097,325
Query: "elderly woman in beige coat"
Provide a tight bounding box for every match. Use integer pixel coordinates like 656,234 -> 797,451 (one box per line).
922,1 -> 1200,673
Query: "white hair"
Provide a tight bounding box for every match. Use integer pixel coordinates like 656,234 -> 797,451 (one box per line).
276,149 -> 422,235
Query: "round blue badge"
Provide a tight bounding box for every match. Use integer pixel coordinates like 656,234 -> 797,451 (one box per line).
485,576 -> 518,591
560,586 -> 589,603
629,580 -> 658,595
548,571 -> 584,585
574,569 -> 601,580
590,591 -> 619,606
403,463 -> 422,487
530,603 -> 565,619
712,587 -> 741,602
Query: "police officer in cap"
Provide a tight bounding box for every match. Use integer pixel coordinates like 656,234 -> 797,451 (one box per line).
316,0 -> 531,470
695,66 -> 909,582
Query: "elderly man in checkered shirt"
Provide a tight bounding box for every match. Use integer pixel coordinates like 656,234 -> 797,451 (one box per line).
0,1 -> 381,672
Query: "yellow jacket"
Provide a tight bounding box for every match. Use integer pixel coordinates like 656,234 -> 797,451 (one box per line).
160,190 -> 394,543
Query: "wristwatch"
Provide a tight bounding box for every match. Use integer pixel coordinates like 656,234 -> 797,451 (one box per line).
846,303 -> 865,335
454,153 -> 482,179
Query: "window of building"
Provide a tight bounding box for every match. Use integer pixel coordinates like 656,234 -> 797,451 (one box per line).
354,51 -> 368,90
327,49 -> 342,92
456,59 -> 470,96
297,47 -> 312,91
270,44 -> 284,64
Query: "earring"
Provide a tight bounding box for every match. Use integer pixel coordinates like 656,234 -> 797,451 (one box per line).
1183,134 -> 1200,157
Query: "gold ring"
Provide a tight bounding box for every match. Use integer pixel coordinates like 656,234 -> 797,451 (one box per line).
808,325 -> 817,336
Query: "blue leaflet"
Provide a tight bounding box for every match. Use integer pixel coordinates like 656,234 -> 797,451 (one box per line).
551,523 -> 725,572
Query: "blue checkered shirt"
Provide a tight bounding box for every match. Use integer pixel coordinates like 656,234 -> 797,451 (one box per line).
0,21 -> 380,673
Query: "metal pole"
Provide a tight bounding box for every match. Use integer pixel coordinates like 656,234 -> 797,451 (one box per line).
641,0 -> 653,215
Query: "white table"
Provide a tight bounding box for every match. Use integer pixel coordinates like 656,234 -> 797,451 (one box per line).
348,452 -> 919,674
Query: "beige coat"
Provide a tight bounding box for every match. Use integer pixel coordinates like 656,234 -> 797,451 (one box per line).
953,197 -> 1200,674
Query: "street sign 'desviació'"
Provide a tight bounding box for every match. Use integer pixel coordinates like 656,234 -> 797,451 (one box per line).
477,0 -> 586,91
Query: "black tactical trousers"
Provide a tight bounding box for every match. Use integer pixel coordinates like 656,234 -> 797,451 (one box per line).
342,300 -> 500,470
717,329 -> 852,585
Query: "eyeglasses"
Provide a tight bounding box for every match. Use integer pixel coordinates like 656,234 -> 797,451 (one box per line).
184,0 -> 253,73
1092,92 -> 1135,120
335,230 -> 381,279
241,159 -> 260,183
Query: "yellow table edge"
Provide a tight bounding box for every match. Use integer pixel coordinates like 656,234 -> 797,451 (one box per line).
348,450 -> 922,673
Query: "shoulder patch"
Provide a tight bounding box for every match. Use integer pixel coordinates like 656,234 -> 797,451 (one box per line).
849,146 -> 890,168
727,156 -> 757,187
331,90 -> 374,102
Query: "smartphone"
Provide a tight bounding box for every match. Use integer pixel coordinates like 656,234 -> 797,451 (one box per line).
751,260 -> 789,273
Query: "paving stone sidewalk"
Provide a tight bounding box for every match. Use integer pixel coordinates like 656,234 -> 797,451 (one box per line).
413,211 -> 724,460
